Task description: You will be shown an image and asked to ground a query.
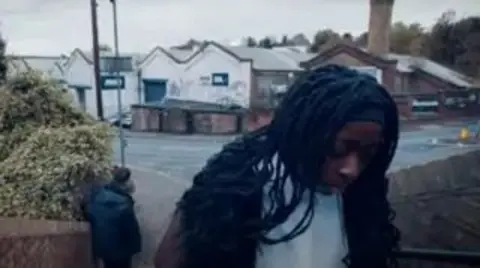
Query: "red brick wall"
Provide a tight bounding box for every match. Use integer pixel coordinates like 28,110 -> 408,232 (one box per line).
131,107 -> 162,132
246,111 -> 273,132
389,150 -> 480,268
193,113 -> 240,134
381,63 -> 398,93
391,94 -> 412,118
162,110 -> 188,133
0,218 -> 93,268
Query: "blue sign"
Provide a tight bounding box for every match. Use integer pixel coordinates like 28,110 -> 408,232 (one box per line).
100,75 -> 125,90
211,73 -> 229,86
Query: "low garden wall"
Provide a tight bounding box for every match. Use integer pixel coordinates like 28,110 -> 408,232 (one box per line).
389,150 -> 480,267
0,218 -> 93,268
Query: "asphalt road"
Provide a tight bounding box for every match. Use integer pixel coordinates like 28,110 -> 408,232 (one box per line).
118,122 -> 480,266
113,122 -> 480,182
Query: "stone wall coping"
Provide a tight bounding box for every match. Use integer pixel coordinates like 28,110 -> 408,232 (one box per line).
0,217 -> 90,237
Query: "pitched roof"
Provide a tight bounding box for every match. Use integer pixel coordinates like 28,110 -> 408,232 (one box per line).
6,56 -> 29,72
226,46 -> 303,71
82,50 -> 147,65
272,47 -> 316,63
167,49 -> 194,61
139,41 -> 310,72
302,43 -> 475,88
137,41 -> 249,67
6,55 -> 64,78
384,53 -> 474,88
22,56 -> 63,74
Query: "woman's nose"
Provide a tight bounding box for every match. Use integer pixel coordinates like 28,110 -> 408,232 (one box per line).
338,153 -> 361,181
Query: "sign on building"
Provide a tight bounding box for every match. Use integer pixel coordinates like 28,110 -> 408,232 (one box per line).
199,75 -> 210,86
100,75 -> 125,90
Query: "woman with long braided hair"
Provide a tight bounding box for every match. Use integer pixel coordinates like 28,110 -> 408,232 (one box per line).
154,65 -> 401,268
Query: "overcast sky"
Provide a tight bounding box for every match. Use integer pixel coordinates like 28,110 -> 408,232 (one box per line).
1,0 -> 479,55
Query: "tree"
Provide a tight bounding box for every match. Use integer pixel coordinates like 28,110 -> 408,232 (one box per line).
280,35 -> 290,46
389,22 -> 426,54
309,29 -> 340,53
245,37 -> 257,47
425,10 -> 457,67
354,32 -> 369,47
342,33 -> 353,43
449,17 -> 480,77
425,11 -> 480,77
0,33 -> 6,83
258,37 -> 274,49
290,33 -> 311,46
99,44 -> 113,52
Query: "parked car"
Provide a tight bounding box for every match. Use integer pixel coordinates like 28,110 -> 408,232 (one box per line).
106,111 -> 132,129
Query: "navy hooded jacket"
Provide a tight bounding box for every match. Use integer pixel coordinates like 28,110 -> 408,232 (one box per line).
86,183 -> 142,260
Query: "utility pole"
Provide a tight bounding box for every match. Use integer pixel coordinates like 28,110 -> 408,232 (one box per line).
90,0 -> 104,120
110,0 -> 126,166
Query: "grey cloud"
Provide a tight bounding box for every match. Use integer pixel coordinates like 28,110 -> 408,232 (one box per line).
1,0 -> 479,54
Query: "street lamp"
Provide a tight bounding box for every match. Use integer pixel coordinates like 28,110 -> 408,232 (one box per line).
109,0 -> 126,167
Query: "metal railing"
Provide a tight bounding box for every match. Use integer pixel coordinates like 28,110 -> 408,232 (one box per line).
395,248 -> 480,266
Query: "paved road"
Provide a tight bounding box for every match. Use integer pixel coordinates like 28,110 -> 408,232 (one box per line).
120,122 -> 480,266
113,122 -> 480,182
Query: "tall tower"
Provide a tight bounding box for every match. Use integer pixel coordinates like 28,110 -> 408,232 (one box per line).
367,0 -> 395,56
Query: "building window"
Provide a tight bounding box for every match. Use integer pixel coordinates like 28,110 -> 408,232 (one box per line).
394,74 -> 403,93
100,57 -> 133,73
75,88 -> 87,111
211,73 -> 229,86
351,66 -> 382,83
412,98 -> 439,114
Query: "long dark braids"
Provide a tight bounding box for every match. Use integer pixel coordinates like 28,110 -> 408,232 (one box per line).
176,65 -> 400,268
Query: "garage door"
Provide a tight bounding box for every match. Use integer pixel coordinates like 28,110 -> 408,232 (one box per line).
144,79 -> 167,103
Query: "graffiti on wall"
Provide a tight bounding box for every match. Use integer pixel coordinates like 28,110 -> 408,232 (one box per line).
168,79 -> 193,98
167,74 -> 248,107
214,80 -> 247,107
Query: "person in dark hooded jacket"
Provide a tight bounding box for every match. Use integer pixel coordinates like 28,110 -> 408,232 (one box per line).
87,166 -> 142,268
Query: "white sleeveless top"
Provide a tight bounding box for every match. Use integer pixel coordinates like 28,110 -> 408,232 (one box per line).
255,161 -> 348,268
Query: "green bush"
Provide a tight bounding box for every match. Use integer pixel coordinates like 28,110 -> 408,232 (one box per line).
0,71 -> 114,220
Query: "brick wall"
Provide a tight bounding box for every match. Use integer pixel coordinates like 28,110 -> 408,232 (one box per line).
389,150 -> 480,267
162,110 -> 188,133
131,106 -> 163,132
0,218 -> 93,268
193,113 -> 240,134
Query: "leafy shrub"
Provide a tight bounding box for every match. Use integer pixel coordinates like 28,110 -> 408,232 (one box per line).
0,71 -> 114,220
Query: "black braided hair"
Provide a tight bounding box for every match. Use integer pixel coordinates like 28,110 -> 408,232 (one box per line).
176,64 -> 400,268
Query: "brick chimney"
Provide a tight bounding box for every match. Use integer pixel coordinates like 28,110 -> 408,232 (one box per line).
367,0 -> 394,56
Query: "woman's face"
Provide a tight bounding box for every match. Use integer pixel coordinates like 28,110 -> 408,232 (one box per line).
321,121 -> 383,191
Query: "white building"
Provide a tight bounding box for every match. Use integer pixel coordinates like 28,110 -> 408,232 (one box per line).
138,42 -> 315,109
54,42 -> 315,118
63,49 -> 143,118
6,55 -> 65,82
138,42 -> 252,108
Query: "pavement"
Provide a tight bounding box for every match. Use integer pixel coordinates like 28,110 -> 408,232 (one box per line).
129,167 -> 189,268
114,120 -> 480,267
